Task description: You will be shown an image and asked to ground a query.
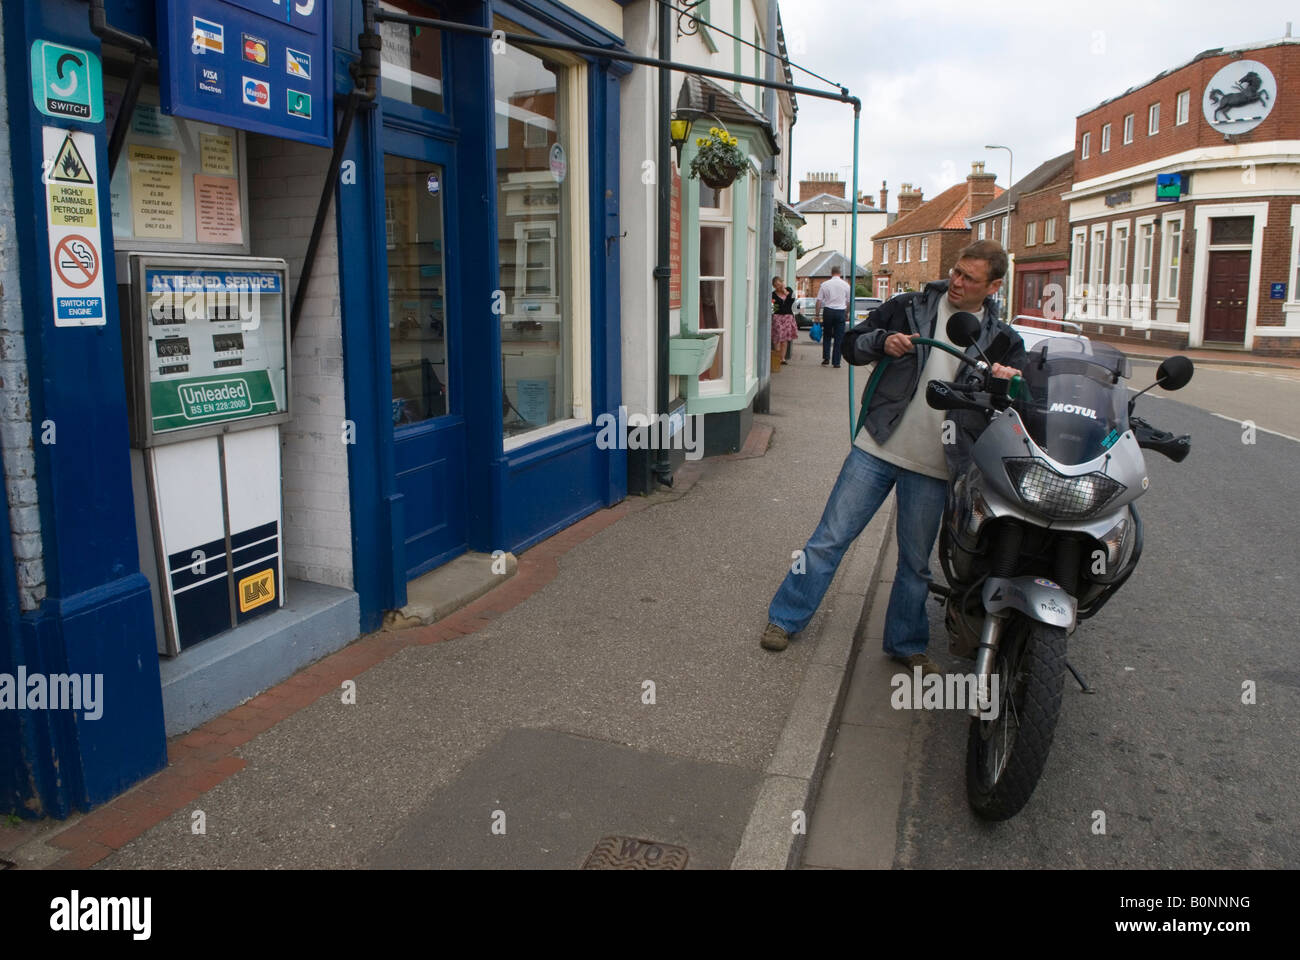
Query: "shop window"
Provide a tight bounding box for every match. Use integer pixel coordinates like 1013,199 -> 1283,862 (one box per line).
1162,215 -> 1184,301
1136,220 -> 1156,305
1091,227 -> 1107,316
380,0 -> 445,113
1110,224 -> 1129,318
1176,90 -> 1190,125
1070,229 -> 1087,314
699,224 -> 729,384
104,79 -> 247,251
494,39 -> 585,439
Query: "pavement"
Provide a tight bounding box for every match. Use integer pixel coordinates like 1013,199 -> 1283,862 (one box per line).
0,337 -> 897,871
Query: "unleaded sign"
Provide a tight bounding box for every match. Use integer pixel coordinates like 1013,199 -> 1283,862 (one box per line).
156,0 -> 332,148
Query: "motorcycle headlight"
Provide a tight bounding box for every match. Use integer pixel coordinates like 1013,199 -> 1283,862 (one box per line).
1003,458 -> 1126,520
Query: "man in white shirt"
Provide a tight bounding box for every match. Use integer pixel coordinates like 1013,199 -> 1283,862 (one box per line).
761,241 -> 1025,675
816,265 -> 852,367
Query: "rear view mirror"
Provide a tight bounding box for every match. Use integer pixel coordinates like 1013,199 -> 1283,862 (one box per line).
1156,355 -> 1194,391
946,312 -> 981,348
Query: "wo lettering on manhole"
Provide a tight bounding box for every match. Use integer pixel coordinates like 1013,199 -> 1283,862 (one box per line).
581,836 -> 688,870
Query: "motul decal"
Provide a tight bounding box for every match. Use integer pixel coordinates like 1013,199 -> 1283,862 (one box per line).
1049,402 -> 1097,419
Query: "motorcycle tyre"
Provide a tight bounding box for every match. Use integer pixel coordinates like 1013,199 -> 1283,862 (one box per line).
965,618 -> 1068,821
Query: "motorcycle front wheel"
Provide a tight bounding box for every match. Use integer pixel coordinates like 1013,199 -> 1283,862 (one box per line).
965,617 -> 1068,821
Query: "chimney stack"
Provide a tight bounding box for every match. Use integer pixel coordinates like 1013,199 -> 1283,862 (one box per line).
879,180 -> 888,212
798,171 -> 846,202
966,160 -> 998,215
897,182 -> 924,217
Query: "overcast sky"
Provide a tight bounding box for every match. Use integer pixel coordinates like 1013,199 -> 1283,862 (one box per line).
779,0 -> 1297,205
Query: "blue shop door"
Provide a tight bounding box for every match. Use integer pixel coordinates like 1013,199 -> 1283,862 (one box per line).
384,148 -> 467,578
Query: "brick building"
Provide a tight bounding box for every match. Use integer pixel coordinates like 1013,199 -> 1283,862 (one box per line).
1063,36 -> 1300,355
871,163 -> 1003,298
793,172 -> 888,271
968,152 -> 1073,321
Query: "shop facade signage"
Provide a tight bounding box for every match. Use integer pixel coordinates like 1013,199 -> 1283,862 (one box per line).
157,0 -> 332,147
1202,60 -> 1277,136
42,127 -> 106,326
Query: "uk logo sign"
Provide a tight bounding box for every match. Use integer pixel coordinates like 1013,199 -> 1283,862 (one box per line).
242,77 -> 270,109
286,49 -> 310,80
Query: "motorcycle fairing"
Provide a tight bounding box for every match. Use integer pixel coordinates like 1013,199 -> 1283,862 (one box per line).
982,575 -> 1077,629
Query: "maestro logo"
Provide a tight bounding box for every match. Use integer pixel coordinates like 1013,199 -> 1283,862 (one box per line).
242,77 -> 270,109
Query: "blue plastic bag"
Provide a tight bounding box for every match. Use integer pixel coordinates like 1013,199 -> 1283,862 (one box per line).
810,321 -> 823,342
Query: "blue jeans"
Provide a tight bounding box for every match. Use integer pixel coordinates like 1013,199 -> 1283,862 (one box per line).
768,446 -> 948,657
821,308 -> 846,365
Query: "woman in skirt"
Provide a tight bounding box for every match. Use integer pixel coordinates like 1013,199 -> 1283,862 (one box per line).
771,276 -> 798,365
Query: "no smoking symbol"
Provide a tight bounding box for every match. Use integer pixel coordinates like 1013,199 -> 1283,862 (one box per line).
54,234 -> 99,288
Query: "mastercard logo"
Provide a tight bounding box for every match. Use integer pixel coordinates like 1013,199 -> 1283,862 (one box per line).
242,34 -> 267,65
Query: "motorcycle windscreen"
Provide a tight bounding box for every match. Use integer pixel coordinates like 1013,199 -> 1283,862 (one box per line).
1018,339 -> 1131,465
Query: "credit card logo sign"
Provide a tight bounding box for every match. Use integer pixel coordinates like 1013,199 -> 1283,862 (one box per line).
197,65 -> 224,96
287,90 -> 311,119
238,569 -> 275,612
286,48 -> 311,80
242,34 -> 268,65
192,17 -> 224,54
242,77 -> 270,108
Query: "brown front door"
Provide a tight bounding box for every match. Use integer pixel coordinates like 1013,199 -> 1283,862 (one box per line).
1019,271 -> 1044,318
1204,251 -> 1251,343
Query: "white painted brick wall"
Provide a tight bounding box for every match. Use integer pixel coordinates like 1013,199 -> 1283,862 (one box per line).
0,9 -> 47,611
246,134 -> 354,591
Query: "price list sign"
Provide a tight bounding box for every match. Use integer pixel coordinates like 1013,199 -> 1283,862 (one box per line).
156,0 -> 332,148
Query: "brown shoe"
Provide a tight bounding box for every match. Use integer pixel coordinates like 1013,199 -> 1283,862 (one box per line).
891,653 -> 942,677
760,623 -> 791,651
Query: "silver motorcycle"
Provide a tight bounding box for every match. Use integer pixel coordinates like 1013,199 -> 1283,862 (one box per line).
924,312 -> 1193,820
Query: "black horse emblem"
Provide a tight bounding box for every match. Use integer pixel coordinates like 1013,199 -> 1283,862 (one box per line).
1207,71 -> 1270,122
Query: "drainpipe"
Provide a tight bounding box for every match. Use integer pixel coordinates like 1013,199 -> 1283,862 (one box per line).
652,0 -> 673,486
753,0 -> 777,415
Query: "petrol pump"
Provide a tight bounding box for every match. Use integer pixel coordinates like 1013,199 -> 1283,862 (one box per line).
119,254 -> 291,655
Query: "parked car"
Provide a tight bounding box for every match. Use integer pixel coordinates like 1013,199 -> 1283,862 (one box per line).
1009,315 -> 1088,352
793,297 -> 818,328
853,297 -> 883,323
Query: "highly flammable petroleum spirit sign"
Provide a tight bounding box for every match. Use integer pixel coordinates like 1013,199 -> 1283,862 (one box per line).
42,127 -> 106,326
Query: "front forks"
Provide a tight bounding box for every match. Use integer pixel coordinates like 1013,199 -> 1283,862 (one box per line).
971,612 -> 1007,718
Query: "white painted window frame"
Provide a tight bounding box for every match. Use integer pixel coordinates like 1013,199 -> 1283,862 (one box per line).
1132,214 -> 1157,325
1109,220 -> 1131,320
1069,226 -> 1087,317
1148,102 -> 1160,136
1158,211 -> 1185,304
1101,123 -> 1111,153
1123,114 -> 1133,145
1081,132 -> 1091,160
1176,90 -> 1190,125
1044,217 -> 1056,244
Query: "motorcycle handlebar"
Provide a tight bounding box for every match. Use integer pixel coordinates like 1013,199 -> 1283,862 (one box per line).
1130,416 -> 1192,462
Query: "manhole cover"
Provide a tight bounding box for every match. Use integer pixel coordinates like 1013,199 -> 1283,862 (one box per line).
582,836 -> 688,870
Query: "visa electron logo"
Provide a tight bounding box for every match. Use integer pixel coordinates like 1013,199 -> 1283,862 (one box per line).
1049,402 -> 1097,419
242,77 -> 270,109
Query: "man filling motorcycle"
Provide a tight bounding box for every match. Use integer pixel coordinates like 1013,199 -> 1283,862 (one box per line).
760,240 -> 1026,677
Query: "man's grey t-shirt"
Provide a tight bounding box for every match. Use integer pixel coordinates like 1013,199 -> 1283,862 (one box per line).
853,295 -> 966,480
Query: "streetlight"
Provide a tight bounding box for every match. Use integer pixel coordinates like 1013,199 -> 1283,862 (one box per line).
986,144 -> 1013,320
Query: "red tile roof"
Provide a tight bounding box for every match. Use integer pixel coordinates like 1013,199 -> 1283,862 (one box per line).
872,181 -> 1004,240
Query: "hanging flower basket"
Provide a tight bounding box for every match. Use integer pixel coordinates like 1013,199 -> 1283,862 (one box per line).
690,126 -> 745,190
773,214 -> 799,251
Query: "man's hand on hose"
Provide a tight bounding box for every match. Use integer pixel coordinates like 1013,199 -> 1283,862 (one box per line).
883,333 -> 919,357
991,363 -> 1021,379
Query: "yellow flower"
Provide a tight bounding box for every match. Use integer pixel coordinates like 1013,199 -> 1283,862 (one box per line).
709,126 -> 719,135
